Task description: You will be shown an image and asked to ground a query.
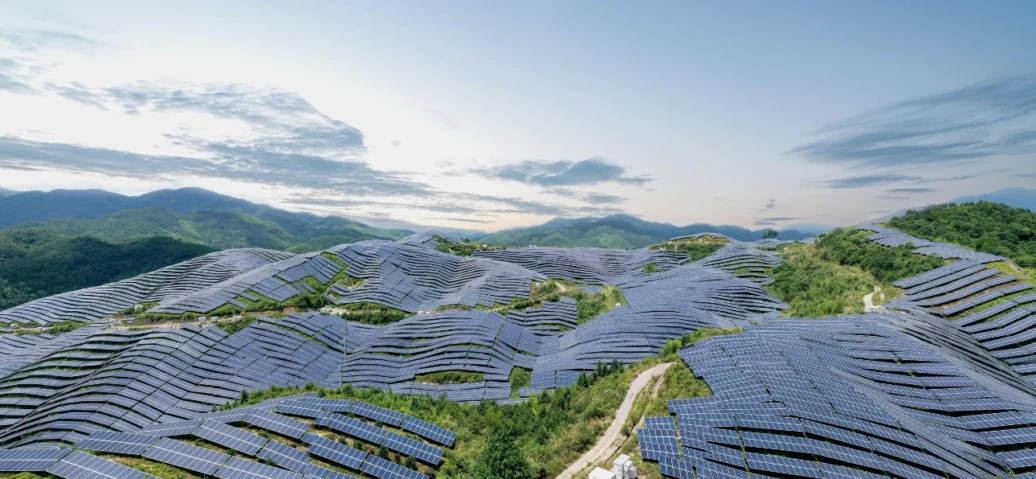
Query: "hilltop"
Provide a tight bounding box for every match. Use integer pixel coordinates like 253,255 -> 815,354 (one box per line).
477,213 -> 818,248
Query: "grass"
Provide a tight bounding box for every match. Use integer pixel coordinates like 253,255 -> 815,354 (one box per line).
13,319 -> 85,336
767,243 -> 877,316
104,456 -> 201,478
989,261 -> 1036,288
510,367 -> 532,397
650,235 -> 729,263
415,371 -> 485,385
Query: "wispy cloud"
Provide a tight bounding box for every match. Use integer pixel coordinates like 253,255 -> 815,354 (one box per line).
754,216 -> 800,226
789,75 -> 1036,168
0,29 -> 101,52
469,158 -> 652,187
819,174 -> 922,189
887,188 -> 934,194
0,136 -> 427,197
545,187 -> 626,205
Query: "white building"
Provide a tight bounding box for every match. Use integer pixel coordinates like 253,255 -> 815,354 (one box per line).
589,467 -> 615,479
612,454 -> 637,479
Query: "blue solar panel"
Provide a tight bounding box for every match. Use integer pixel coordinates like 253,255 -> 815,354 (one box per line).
304,433 -> 368,470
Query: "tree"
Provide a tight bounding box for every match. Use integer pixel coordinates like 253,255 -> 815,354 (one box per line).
763,228 -> 779,239
474,428 -> 534,479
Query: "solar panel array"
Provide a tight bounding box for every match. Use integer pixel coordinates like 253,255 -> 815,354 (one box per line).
640,315 -> 1036,478
0,248 -> 293,325
30,394 -> 451,479
325,240 -> 547,312
856,222 -> 1005,263
474,246 -> 687,284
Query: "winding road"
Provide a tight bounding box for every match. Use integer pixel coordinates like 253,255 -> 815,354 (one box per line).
556,362 -> 674,479
864,286 -> 886,313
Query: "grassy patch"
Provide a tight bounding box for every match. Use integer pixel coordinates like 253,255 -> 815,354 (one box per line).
415,371 -> 485,385
337,302 -> 411,325
510,367 -> 532,397
767,243 -> 875,317
643,263 -> 659,273
650,235 -> 729,262
104,455 -> 201,478
13,319 -> 85,336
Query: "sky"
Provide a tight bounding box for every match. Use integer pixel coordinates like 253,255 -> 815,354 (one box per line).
0,1 -> 1034,232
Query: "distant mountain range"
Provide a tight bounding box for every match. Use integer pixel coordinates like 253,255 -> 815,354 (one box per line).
0,187 -> 411,251
475,214 -> 818,248
955,187 -> 1036,212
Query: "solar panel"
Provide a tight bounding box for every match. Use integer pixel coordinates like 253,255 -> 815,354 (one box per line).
0,448 -> 71,471
45,450 -> 150,479
381,431 -> 444,465
244,411 -> 308,439
142,437 -> 230,475
214,456 -> 303,479
76,431 -> 160,455
360,454 -> 427,479
256,440 -> 310,473
195,419 -> 268,456
317,413 -> 386,445
303,433 -> 368,470
400,416 -> 456,447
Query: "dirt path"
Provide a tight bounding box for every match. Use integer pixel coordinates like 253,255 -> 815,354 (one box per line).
556,362 -> 674,479
864,285 -> 886,313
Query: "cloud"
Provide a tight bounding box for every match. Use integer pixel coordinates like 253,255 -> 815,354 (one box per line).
545,187 -> 626,205
789,75 -> 1036,168
0,29 -> 100,52
0,73 -> 34,93
53,82 -> 366,154
754,216 -> 800,226
887,188 -> 934,194
764,199 -> 776,210
0,136 -> 430,197
434,217 -> 491,224
819,174 -> 923,189
1021,173 -> 1036,178
469,157 -> 652,187
282,190 -> 623,218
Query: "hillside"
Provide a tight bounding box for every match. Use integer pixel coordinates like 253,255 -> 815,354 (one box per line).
0,228 -> 213,309
479,214 -> 816,248
887,201 -> 1036,269
0,187 -> 411,240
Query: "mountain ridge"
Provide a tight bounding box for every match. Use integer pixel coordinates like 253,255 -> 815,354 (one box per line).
477,213 -> 817,248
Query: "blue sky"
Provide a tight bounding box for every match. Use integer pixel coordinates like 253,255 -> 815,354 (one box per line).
0,1 -> 1034,231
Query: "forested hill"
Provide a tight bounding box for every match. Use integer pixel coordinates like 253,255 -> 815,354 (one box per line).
477,214 -> 818,248
0,187 -> 411,241
0,229 -> 214,310
887,201 -> 1036,269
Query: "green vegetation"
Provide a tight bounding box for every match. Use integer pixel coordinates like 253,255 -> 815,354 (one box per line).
570,285 -> 627,324
659,327 -> 741,358
509,368 -> 532,396
215,316 -> 259,335
222,359 -> 650,478
474,428 -> 535,479
478,214 -> 815,248
415,371 -> 486,385
338,302 -> 411,325
435,237 -> 507,257
643,263 -> 659,273
768,243 -> 874,316
14,319 -> 86,336
814,228 -> 946,283
767,228 -> 943,317
887,201 -> 1036,270
504,281 -> 627,324
650,234 -> 729,262
0,228 -> 213,310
